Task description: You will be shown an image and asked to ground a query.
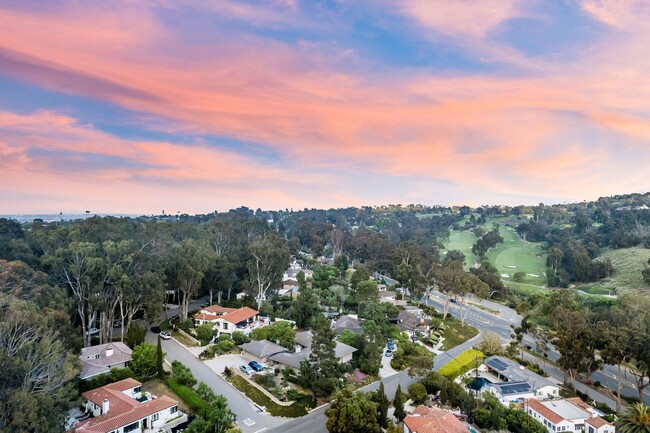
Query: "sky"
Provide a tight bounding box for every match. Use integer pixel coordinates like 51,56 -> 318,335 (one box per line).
1,0 -> 650,214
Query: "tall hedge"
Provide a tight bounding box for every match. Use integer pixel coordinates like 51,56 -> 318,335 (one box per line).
438,349 -> 484,380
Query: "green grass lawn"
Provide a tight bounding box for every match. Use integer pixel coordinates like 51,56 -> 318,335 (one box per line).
579,247 -> 650,297
441,317 -> 480,350
443,230 -> 478,269
228,375 -> 314,417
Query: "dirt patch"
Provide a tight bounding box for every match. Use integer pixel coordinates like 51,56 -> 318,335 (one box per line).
142,378 -> 191,414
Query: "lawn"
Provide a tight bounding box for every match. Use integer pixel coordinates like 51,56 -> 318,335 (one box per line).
441,316 -> 480,350
579,247 -> 650,297
227,375 -> 314,417
438,349 -> 484,379
443,230 -> 478,269
485,223 -> 547,286
172,330 -> 200,347
143,378 -> 192,414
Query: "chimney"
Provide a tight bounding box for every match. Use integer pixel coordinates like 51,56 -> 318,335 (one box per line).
105,348 -> 114,357
295,345 -> 301,353
102,398 -> 110,414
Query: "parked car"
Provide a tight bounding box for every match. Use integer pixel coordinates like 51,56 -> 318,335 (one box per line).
450,298 -> 457,303
387,342 -> 396,351
150,325 -> 161,333
248,361 -> 264,372
85,327 -> 100,336
239,365 -> 255,376
160,331 -> 172,340
200,302 -> 209,308
385,350 -> 393,357
113,320 -> 122,328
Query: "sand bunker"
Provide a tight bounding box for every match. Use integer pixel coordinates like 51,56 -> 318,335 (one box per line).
501,274 -> 510,278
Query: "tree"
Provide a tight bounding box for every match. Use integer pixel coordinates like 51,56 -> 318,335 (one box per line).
185,382 -> 234,433
291,277 -> 321,329
0,294 -> 79,433
325,387 -> 380,433
616,403 -> 650,433
373,382 -> 389,429
171,361 -> 197,387
196,323 -> 216,344
386,421 -> 403,433
126,323 -> 146,349
309,315 -> 342,397
408,382 -> 428,405
131,342 -> 159,378
552,309 -> 596,389
250,321 -> 296,350
475,331 -> 504,356
359,320 -> 384,375
248,232 -> 290,310
601,324 -> 632,413
167,239 -> 215,320
393,384 -> 406,422
157,336 -> 164,379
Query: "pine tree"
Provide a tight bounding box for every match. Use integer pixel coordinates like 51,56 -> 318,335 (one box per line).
157,336 -> 164,379
393,383 -> 406,422
310,314 -> 342,397
375,382 -> 390,428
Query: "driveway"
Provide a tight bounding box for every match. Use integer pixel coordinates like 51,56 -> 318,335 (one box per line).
379,348 -> 397,379
203,354 -> 251,375
147,333 -> 289,433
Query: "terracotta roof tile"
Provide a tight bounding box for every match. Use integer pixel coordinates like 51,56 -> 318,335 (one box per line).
527,399 -> 564,425
586,416 -> 612,427
223,306 -> 259,324
403,406 -> 467,433
76,395 -> 177,433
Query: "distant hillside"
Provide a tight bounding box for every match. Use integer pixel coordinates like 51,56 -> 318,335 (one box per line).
579,247 -> 650,296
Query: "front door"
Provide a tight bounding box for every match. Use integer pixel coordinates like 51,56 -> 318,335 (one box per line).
143,418 -> 148,430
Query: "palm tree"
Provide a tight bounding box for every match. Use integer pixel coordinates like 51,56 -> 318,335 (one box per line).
617,403 -> 650,433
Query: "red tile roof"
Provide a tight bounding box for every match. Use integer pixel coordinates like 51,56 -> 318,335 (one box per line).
195,312 -> 219,321
202,305 -> 236,314
222,306 -> 258,324
586,417 -> 613,428
76,395 -> 177,433
77,379 -> 178,433
403,406 -> 467,433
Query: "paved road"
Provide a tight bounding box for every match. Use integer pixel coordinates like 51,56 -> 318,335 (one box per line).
267,370 -> 418,433
147,333 -> 288,433
425,290 -> 650,406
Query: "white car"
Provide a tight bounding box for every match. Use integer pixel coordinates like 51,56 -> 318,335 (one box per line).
160,331 -> 172,340
239,365 -> 255,376
85,327 -> 100,336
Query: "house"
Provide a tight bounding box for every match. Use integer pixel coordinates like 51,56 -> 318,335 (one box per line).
74,378 -> 186,433
79,343 -> 133,380
238,339 -> 288,363
268,330 -> 357,372
483,356 -> 560,404
332,315 -> 363,335
402,405 -> 468,433
379,290 -> 406,306
526,398 -> 615,433
393,310 -> 431,334
194,304 -> 268,336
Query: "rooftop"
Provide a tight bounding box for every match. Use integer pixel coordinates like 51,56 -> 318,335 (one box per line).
403,406 -> 468,433
238,339 -> 288,359
527,398 -> 598,426
485,355 -> 556,392
79,342 -> 133,380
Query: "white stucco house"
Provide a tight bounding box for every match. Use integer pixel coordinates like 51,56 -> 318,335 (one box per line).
74,378 -> 186,433
194,304 -> 268,336
483,356 -> 560,405
527,398 -> 615,433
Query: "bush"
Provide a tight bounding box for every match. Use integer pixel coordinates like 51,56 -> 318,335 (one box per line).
171,360 -> 197,387
228,375 -> 312,417
131,342 -> 159,377
437,349 -> 484,380
230,331 -> 249,345
196,323 -> 216,344
126,324 -> 146,349
164,377 -> 210,415
180,319 -> 195,332
78,367 -> 135,392
408,383 -> 428,405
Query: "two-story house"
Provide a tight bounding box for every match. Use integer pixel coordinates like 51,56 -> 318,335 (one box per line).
527,398 -> 615,433
74,378 -> 186,433
79,342 -> 133,380
194,304 -> 267,336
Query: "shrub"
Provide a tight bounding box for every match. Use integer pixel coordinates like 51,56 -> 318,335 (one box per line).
196,323 -> 216,345
171,360 -> 197,387
232,331 -> 251,345
408,383 -> 428,405
164,377 -> 210,415
78,367 -> 135,393
126,324 -> 146,349
228,375 -> 312,417
180,319 -> 195,332
437,349 -> 484,380
131,343 -> 159,377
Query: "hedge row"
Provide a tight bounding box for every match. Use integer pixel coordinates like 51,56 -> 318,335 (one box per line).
164,377 -> 211,416
438,349 -> 484,380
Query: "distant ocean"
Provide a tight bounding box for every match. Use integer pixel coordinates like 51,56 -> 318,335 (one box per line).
0,214 -> 139,223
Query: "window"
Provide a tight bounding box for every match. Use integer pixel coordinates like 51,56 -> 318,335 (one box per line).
133,386 -> 141,394
124,422 -> 139,432
170,405 -> 178,414
152,413 -> 159,422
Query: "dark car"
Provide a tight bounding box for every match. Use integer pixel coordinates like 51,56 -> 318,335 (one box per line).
385,350 -> 393,357
248,361 -> 264,372
450,298 -> 457,303
150,325 -> 161,333
113,320 -> 122,328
